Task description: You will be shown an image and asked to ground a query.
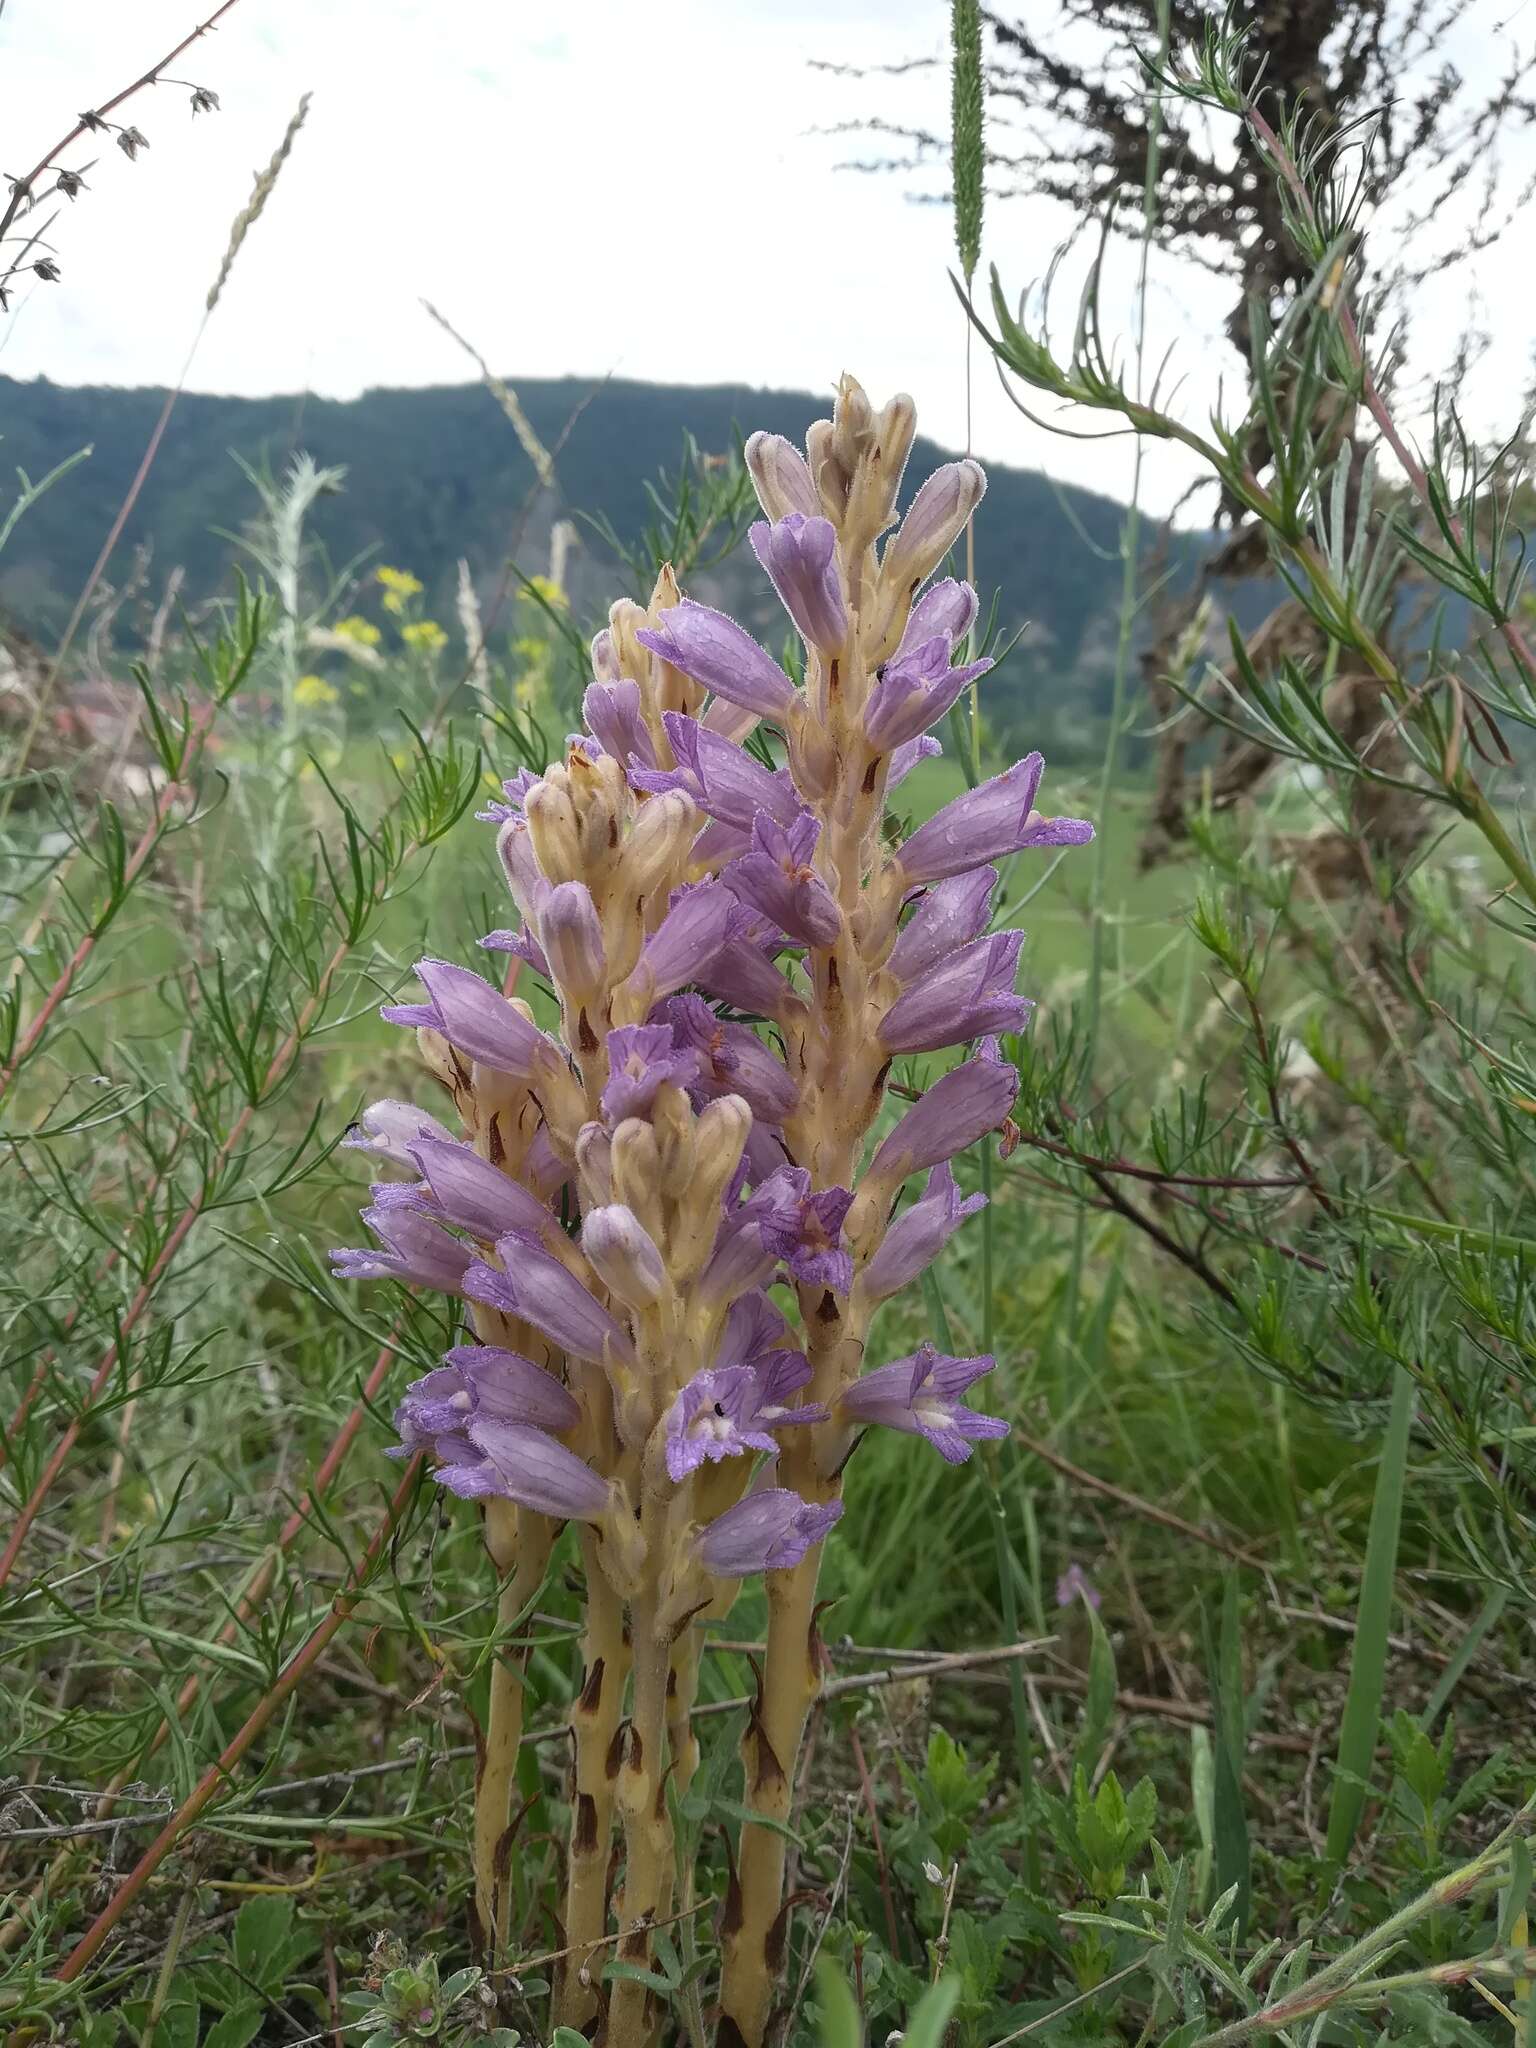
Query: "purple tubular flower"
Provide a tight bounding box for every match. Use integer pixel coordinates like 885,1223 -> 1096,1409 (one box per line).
476,766 -> 542,825
440,1416 -> 609,1518
696,1488 -> 843,1575
860,1163 -> 985,1300
745,431 -> 821,521
658,995 -> 798,1122
884,459 -> 987,586
464,1237 -> 636,1365
756,1172 -> 856,1293
838,1342 -> 1007,1463
696,901 -> 795,1020
582,1203 -> 667,1307
342,1098 -> 454,1170
897,578 -> 978,656
750,514 -> 847,654
397,1136 -> 560,1246
1056,1561 -> 1102,1611
880,931 -> 1031,1053
723,810 -> 841,948
636,600 -> 798,721
888,868 -> 997,986
601,1023 -> 702,1123
381,959 -> 557,1080
478,926 -> 551,977
864,634 -> 992,752
869,1037 -> 1019,1179
631,713 -> 799,833
331,1205 -> 472,1292
393,1345 -> 581,1453
540,882 -> 606,1002
584,678 -> 656,768
890,735 -> 942,790
664,1349 -> 824,1480
634,881 -> 739,1001
499,822 -> 551,923
896,753 -> 1094,885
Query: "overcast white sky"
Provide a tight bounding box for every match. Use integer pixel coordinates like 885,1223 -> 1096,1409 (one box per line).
0,1 -> 1531,517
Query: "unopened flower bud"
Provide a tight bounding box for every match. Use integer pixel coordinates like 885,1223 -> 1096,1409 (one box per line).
745,432 -> 820,522
575,1121 -> 614,1205
611,1117 -> 663,1216
881,459 -> 987,597
591,627 -> 620,680
626,787 -> 700,898
523,775 -> 582,884
540,882 -> 606,1005
582,1203 -> 667,1308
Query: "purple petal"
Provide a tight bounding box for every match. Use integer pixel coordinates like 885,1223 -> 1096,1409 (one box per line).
879,931 -> 1031,1054
636,600 -> 797,720
696,1488 -> 843,1575
896,754 -> 1093,885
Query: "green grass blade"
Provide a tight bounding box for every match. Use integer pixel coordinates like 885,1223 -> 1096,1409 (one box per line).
1201,1571 -> 1251,1935
1325,1365 -> 1417,1867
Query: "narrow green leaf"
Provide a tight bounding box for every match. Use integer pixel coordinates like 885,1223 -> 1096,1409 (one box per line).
901,1975 -> 960,2048
1325,1365 -> 1416,1867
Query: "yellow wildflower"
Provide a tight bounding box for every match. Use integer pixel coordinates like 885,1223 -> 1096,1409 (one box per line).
333,614 -> 382,647
401,619 -> 448,654
378,566 -> 423,615
527,574 -> 568,611
293,672 -> 339,707
376,566 -> 423,595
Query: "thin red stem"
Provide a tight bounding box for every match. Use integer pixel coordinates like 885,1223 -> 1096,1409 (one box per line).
0,706 -> 213,1107
55,1454 -> 423,1983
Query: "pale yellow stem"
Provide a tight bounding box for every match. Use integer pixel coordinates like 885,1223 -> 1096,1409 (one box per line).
473,1500 -> 554,1960
608,1591 -> 677,2048
556,1535 -> 632,2029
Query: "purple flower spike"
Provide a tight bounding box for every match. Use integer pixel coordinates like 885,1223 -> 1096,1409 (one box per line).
880,931 -> 1031,1053
756,1172 -> 856,1294
636,600 -> 798,722
861,1163 -> 986,1301
839,1342 -> 1007,1463
381,958 -> 557,1080
658,995 -> 798,1122
464,1238 -> 636,1365
342,1098 -> 454,1170
750,514 -> 847,655
664,1349 -> 824,1481
601,1023 -> 701,1124
696,1488 -> 843,1576
870,1037 -> 1020,1179
888,868 -> 998,986
397,1136 -> 560,1247
584,678 -> 656,769
865,633 -> 992,753
331,1205 -> 472,1293
896,754 -> 1094,885
443,1417 -> 609,1519
897,578 -> 978,655
723,810 -> 841,949
633,881 -> 739,1002
631,713 -> 799,833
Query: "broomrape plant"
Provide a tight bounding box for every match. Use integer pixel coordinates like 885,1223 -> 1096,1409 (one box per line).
333,377 -> 1091,2047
